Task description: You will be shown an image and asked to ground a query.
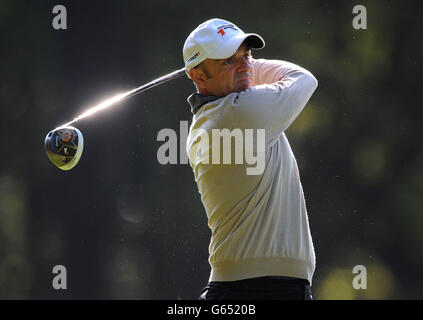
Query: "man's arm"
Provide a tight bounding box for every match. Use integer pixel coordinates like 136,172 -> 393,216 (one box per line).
252,58 -> 317,86
225,58 -> 318,143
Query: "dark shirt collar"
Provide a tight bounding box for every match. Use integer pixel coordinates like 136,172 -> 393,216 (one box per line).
187,93 -> 220,115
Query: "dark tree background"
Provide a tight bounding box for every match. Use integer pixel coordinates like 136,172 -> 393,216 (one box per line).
0,0 -> 422,299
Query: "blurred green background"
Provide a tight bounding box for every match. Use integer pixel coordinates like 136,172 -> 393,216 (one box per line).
0,0 -> 422,299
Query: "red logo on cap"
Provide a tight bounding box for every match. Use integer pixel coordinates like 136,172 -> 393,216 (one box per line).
217,29 -> 225,36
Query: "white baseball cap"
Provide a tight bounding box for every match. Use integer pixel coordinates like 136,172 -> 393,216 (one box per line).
183,18 -> 265,77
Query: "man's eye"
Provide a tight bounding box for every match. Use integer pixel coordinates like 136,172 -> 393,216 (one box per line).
224,58 -> 233,65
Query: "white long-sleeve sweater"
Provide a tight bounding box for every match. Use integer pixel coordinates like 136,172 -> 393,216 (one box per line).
186,58 -> 318,284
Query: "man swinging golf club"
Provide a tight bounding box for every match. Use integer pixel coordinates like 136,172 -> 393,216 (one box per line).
184,18 -> 318,300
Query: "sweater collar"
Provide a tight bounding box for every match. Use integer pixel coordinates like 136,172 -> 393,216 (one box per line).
187,93 -> 220,114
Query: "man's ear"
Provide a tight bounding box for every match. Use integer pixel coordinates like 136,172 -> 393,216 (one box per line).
189,67 -> 207,91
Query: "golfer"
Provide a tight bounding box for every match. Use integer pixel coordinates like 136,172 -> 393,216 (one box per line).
184,18 -> 318,300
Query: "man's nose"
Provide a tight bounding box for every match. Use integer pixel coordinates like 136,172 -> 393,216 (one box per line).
237,56 -> 252,72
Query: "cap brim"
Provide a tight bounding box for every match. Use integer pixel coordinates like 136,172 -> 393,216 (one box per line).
244,33 -> 265,50
208,33 -> 265,59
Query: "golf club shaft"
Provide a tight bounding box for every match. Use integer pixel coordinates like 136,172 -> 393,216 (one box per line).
61,67 -> 186,127
125,67 -> 187,99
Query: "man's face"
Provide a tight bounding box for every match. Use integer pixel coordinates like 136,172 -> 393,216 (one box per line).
192,42 -> 254,97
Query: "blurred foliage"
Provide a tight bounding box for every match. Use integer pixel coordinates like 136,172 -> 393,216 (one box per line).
0,0 -> 422,299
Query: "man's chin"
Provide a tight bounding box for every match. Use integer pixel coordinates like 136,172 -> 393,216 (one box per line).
234,83 -> 253,93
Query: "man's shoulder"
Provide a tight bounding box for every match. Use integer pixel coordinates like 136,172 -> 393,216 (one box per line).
192,87 -> 279,129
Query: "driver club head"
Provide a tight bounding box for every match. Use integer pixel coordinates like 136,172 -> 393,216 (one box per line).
44,126 -> 84,171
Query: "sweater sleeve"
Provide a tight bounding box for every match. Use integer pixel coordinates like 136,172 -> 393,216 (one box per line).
252,58 -> 316,85
224,59 -> 318,144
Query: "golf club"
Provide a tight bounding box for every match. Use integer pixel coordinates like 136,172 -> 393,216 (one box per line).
45,126 -> 84,171
45,67 -> 187,170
